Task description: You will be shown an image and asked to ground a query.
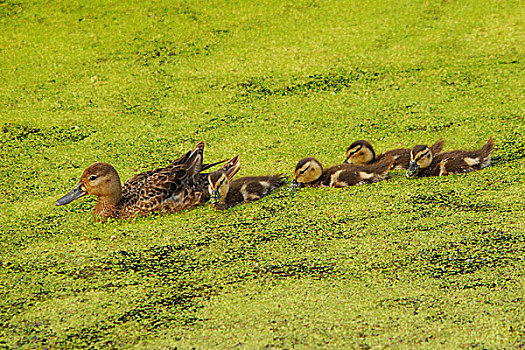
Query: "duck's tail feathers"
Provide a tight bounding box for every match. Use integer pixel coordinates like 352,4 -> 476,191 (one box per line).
222,156 -> 241,180
170,150 -> 191,167
479,136 -> 495,168
170,141 -> 206,168
184,141 -> 205,175
430,139 -> 445,155
270,174 -> 287,189
480,136 -> 495,158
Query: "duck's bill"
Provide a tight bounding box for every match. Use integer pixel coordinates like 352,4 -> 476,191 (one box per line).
406,161 -> 419,178
289,179 -> 303,192
56,183 -> 87,206
209,190 -> 220,205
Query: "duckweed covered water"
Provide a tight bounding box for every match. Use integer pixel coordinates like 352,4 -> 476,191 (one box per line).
1,0 -> 524,348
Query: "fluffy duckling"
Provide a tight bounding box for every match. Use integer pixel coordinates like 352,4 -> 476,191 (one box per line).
56,142 -> 225,220
208,157 -> 285,210
344,139 -> 444,170
292,155 -> 393,188
407,137 -> 494,178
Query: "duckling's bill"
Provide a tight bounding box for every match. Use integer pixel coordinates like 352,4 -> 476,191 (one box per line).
406,161 -> 419,178
289,179 -> 303,192
210,189 -> 220,205
56,183 -> 87,206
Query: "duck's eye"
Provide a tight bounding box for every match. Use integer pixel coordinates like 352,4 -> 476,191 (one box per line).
89,175 -> 97,181
299,170 -> 305,175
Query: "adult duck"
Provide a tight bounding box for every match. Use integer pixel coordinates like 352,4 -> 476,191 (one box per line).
56,141 -> 226,220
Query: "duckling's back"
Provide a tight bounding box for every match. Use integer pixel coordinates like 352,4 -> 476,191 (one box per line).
376,140 -> 444,170
225,175 -> 285,207
322,156 -> 393,187
421,137 -> 494,176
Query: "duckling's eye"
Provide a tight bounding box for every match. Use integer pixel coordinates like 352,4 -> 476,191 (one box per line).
89,175 -> 97,181
299,166 -> 310,175
220,179 -> 225,185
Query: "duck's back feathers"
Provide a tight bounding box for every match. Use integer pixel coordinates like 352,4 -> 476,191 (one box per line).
119,168 -> 201,217
376,148 -> 409,170
216,175 -> 285,210
376,140 -> 444,170
116,143 -> 210,217
322,156 -> 393,187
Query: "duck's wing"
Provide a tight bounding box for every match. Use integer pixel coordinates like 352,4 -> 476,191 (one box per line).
378,148 -> 410,169
121,165 -> 202,216
430,139 -> 445,154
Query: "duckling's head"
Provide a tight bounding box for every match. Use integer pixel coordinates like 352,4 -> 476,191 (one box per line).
344,140 -> 375,165
407,145 -> 433,178
208,170 -> 230,206
56,162 -> 122,206
292,158 -> 323,188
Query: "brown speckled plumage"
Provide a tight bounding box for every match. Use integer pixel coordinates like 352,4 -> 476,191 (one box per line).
56,142 -> 225,220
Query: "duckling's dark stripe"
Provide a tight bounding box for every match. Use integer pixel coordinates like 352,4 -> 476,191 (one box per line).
415,151 -> 429,161
349,146 -> 362,156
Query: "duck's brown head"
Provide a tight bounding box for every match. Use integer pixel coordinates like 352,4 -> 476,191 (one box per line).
56,162 -> 122,206
344,140 -> 375,165
407,145 -> 433,178
207,156 -> 240,206
291,157 -> 323,189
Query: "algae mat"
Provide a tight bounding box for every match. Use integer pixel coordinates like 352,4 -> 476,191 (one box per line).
1,0 -> 524,348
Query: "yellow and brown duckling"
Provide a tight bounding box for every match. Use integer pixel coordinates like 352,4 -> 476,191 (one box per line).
56,141 -> 226,220
208,157 -> 285,210
407,137 -> 494,178
292,155 -> 393,189
344,139 -> 444,170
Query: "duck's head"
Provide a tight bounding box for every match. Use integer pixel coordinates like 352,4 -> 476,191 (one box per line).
208,155 -> 240,206
56,162 -> 122,206
407,145 -> 433,178
344,140 -> 375,165
208,171 -> 230,206
291,157 -> 323,189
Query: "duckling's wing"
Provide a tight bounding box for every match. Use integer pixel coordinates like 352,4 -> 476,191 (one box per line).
430,140 -> 445,154
377,148 -> 409,169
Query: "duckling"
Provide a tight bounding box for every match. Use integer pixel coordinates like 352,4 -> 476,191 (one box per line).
407,137 -> 494,178
55,142 -> 225,220
292,155 -> 393,189
208,158 -> 285,210
344,139 -> 444,170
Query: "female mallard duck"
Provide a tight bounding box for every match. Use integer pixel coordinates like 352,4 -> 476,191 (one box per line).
344,139 -> 444,170
208,157 -> 285,210
55,141 -> 226,220
406,137 -> 494,178
292,155 -> 393,189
